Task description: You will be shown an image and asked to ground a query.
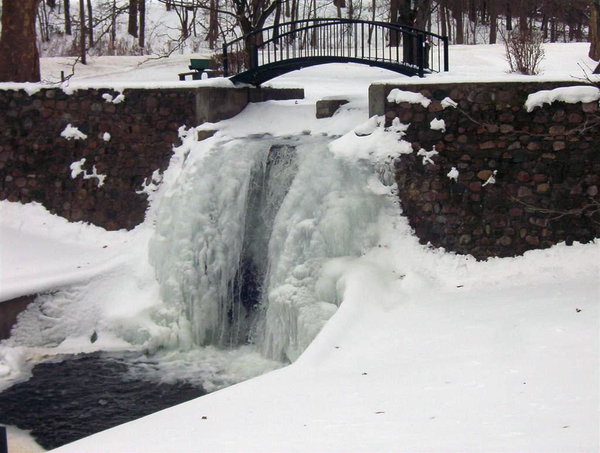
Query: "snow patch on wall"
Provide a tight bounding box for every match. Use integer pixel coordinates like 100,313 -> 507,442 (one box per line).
61,124 -> 88,140
525,85 -> 600,112
69,158 -> 107,187
416,147 -> 438,165
102,92 -> 126,104
447,166 -> 459,181
441,96 -> 458,108
136,170 -> 163,197
430,118 -> 446,132
387,89 -> 431,108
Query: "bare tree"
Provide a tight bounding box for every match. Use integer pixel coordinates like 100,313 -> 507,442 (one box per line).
65,0 -> 72,34
79,0 -> 87,63
129,0 -> 139,37
488,0 -> 498,44
110,0 -> 117,49
139,0 -> 146,48
0,0 -> 42,82
87,0 -> 94,47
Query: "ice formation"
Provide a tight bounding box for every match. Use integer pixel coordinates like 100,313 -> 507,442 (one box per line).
149,134 -> 395,362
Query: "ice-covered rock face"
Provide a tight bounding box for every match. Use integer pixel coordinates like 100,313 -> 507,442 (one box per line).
150,134 -> 393,362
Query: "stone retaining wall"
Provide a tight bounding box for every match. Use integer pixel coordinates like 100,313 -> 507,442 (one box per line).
371,81 -> 599,259
0,86 -> 303,230
1,88 -> 196,229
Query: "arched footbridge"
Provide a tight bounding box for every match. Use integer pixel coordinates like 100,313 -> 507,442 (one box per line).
223,18 -> 449,85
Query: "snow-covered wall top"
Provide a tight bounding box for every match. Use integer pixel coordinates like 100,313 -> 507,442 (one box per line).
371,81 -> 600,259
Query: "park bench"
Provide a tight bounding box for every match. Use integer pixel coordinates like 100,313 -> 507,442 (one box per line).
179,58 -> 213,80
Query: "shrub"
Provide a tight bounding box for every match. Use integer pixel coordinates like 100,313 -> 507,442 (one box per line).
504,28 -> 545,75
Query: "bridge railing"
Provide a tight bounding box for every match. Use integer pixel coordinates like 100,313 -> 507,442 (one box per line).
222,19 -> 449,78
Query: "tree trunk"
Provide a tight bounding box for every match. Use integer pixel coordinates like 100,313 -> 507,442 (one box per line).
440,3 -> 447,37
180,7 -> 189,40
446,4 -> 452,42
207,0 -> 219,48
414,0 -> 432,29
488,0 -> 497,44
86,0 -> 93,48
110,0 -> 116,51
541,14 -> 548,40
64,0 -> 72,35
0,0 -> 41,82
128,0 -> 138,38
39,1 -> 50,42
389,0 -> 400,46
79,0 -> 86,63
518,0 -> 528,31
138,0 -> 145,48
550,18 -> 557,42
272,0 -> 281,43
590,0 -> 600,60
454,1 -> 464,44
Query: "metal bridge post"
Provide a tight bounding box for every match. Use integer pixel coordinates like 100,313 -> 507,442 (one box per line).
443,36 -> 449,72
417,33 -> 425,77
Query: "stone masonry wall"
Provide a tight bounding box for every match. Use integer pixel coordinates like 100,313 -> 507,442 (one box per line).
0,88 -> 196,229
375,81 -> 599,259
0,85 -> 304,230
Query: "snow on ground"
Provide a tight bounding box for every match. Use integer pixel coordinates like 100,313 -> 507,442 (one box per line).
1,425 -> 45,453
0,202 -> 132,303
0,42 -> 596,98
51,240 -> 600,453
0,42 -> 598,452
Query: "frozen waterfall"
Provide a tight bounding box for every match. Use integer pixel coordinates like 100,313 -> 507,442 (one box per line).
150,133 -> 394,363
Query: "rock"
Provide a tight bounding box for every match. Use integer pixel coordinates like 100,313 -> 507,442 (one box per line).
536,183 -> 550,193
498,235 -> 512,246
477,170 -> 493,181
517,186 -> 533,197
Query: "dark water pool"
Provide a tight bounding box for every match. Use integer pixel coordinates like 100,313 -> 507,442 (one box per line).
0,353 -> 205,450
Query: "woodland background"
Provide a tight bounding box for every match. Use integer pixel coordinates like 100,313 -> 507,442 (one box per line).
0,0 -> 598,81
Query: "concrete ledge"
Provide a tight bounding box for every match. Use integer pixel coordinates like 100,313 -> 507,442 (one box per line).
316,98 -> 349,118
368,84 -> 387,117
0,295 -> 35,340
195,86 -> 304,123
